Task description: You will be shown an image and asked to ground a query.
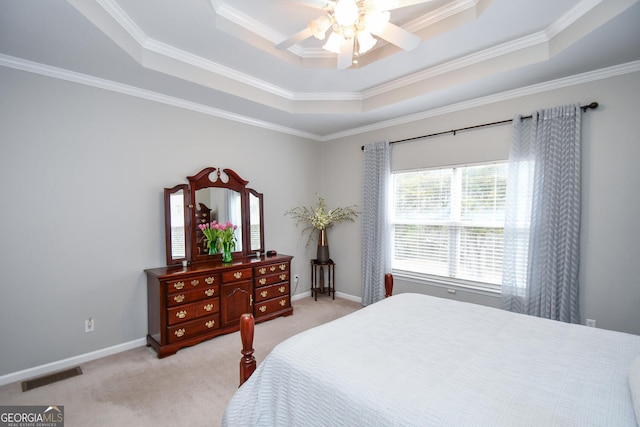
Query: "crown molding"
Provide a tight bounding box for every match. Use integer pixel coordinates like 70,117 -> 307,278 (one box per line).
363,31 -> 548,98
65,0 -> 633,114
209,0 -> 284,45
405,0 -> 483,32
320,60 -> 640,141
96,0 -> 147,46
2,54 -> 638,142
546,0 -> 600,38
0,54 -> 319,140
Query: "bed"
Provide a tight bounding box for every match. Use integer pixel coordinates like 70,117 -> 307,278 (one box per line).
223,292 -> 640,426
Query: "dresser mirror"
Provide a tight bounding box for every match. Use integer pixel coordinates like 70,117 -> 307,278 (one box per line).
163,167 -> 264,266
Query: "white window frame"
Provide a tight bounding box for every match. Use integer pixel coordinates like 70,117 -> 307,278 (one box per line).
390,161 -> 507,295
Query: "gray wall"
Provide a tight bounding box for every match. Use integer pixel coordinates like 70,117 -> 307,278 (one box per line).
1,64 -> 639,381
322,70 -> 640,337
0,66 -> 320,378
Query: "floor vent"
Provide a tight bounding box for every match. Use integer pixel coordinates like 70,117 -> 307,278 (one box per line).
21,367 -> 83,392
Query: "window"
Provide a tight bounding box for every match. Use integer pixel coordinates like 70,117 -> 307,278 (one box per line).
391,162 -> 507,291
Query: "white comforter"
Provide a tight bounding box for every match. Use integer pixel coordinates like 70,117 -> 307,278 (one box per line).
222,293 -> 640,426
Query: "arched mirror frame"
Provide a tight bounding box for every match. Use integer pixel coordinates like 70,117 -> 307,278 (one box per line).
163,167 -> 265,266
188,167 -> 247,263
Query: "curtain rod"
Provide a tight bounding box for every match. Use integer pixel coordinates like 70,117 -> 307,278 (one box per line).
360,102 -> 598,150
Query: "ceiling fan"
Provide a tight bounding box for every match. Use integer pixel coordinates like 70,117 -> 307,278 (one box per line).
277,0 -> 435,69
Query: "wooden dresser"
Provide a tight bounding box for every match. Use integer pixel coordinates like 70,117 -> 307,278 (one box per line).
145,254 -> 293,358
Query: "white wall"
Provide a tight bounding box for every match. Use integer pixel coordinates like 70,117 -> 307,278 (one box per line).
0,66 -> 320,378
322,70 -> 640,336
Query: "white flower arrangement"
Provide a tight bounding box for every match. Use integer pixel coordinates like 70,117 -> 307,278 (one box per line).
286,195 -> 359,245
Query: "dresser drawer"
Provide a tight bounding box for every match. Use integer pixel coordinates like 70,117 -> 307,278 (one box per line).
167,274 -> 217,293
221,268 -> 252,283
167,314 -> 220,343
167,304 -> 196,325
255,295 -> 290,316
255,262 -> 289,277
255,282 -> 290,303
195,299 -> 220,317
167,285 -> 219,307
255,271 -> 289,288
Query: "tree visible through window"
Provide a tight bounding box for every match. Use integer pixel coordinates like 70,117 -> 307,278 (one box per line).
391,163 -> 507,288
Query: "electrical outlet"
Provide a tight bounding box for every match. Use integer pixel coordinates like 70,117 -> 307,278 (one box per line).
85,318 -> 94,332
586,319 -> 596,327
294,274 -> 299,281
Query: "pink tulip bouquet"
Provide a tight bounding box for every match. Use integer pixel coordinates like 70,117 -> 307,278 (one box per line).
198,220 -> 238,260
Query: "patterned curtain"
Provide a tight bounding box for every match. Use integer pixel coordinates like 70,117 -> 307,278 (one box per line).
361,141 -> 391,306
502,104 -> 582,323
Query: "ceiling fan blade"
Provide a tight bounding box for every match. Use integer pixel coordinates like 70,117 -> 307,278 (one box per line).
370,22 -> 420,51
276,26 -> 314,50
383,0 -> 436,10
337,39 -> 354,69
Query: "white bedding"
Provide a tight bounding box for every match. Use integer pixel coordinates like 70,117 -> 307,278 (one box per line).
222,293 -> 640,426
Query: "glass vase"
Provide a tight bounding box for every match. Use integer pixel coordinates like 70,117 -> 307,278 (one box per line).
222,241 -> 233,263
207,241 -> 217,255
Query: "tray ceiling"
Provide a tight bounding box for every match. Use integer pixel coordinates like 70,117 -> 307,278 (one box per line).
1,0 -> 639,140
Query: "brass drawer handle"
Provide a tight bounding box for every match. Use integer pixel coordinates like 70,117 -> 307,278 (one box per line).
205,288 -> 215,297
205,276 -> 214,284
191,279 -> 199,286
259,305 -> 266,313
279,274 -> 287,281
204,304 -> 214,312
176,310 -> 187,319
278,286 -> 285,293
205,320 -> 216,328
173,281 -> 184,290
174,294 -> 185,303
234,271 -> 243,279
260,291 -> 268,298
279,299 -> 286,307
258,268 -> 266,275
259,278 -> 266,285
174,328 -> 185,338
270,266 -> 276,272
279,264 -> 286,270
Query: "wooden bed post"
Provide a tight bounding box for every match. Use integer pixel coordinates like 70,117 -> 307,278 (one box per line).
385,273 -> 393,298
239,313 -> 256,387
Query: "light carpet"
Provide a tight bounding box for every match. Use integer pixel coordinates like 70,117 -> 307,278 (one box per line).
0,296 -> 361,426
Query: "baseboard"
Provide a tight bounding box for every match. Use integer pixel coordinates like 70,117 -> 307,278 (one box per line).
0,338 -> 146,387
2,294 -> 361,387
334,291 -> 361,303
291,291 -> 361,304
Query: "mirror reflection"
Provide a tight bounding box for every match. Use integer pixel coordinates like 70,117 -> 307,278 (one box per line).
249,192 -> 261,251
169,189 -> 186,259
194,188 -> 243,255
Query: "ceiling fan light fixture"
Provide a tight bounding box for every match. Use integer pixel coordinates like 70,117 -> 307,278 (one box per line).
342,26 -> 356,40
322,31 -> 343,54
309,15 -> 332,40
357,31 -> 377,54
333,0 -> 359,27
